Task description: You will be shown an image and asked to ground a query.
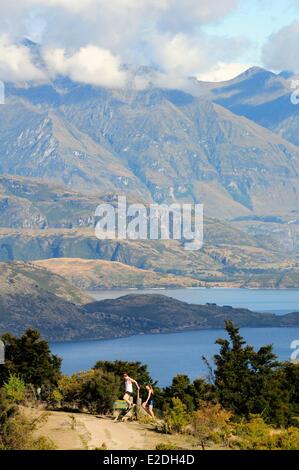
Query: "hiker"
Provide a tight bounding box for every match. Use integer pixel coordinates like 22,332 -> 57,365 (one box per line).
123,373 -> 140,408
142,384 -> 155,418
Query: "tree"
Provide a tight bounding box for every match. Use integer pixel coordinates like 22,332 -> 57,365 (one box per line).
163,374 -> 216,412
278,362 -> 299,419
213,321 -> 289,425
94,360 -> 153,386
53,369 -> 121,413
81,369 -> 121,413
163,375 -> 194,411
0,329 -> 61,393
94,360 -> 155,402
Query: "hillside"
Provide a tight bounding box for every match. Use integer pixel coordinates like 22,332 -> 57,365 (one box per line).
1,265 -> 299,341
33,258 -> 203,289
0,226 -> 298,286
85,294 -> 299,331
33,256 -> 299,290
0,175 -> 102,229
200,67 -> 299,148
0,261 -> 90,304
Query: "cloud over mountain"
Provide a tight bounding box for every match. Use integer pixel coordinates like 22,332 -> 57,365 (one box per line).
44,45 -> 126,88
0,0 -> 249,85
0,34 -> 45,82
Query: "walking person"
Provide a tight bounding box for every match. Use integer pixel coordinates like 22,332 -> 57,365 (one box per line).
123,373 -> 140,409
142,384 -> 155,418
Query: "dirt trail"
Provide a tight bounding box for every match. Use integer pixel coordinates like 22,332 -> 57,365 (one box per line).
25,408 -> 189,450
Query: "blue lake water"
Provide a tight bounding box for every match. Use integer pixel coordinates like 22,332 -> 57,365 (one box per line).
51,288 -> 299,386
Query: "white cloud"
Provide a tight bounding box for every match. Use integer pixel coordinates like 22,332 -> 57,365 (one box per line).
151,33 -> 206,77
144,31 -> 249,87
6,1 -> 237,27
197,61 -> 253,82
44,45 -> 126,87
262,21 -> 299,72
0,34 -> 45,82
0,0 -> 247,87
158,0 -> 238,32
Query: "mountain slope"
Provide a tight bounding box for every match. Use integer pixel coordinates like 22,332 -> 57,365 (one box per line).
201,67 -> 299,147
34,258 -> 203,289
0,174 -> 103,229
2,80 -> 299,218
0,96 -> 151,199
0,228 -> 298,287
0,261 -> 91,305
60,86 -> 299,215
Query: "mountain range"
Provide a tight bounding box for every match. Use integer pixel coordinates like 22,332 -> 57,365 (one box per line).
2,69 -> 299,218
0,43 -> 299,287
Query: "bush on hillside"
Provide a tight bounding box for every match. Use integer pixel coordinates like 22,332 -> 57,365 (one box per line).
3,375 -> 26,403
191,402 -> 232,450
234,415 -> 299,450
53,369 -> 121,413
0,389 -> 55,450
163,398 -> 190,434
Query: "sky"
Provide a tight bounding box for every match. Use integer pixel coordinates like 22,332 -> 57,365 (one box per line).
0,0 -> 298,87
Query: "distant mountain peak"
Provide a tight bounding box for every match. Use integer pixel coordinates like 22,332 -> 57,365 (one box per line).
20,37 -> 45,71
234,66 -> 276,81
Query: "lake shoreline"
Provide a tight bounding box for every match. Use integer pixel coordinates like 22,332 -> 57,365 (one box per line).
50,323 -> 299,345
86,287 -> 299,292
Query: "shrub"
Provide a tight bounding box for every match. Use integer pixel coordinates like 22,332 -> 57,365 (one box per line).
156,443 -> 180,450
192,402 -> 232,450
275,427 -> 299,450
95,442 -> 108,450
81,369 -> 120,413
3,375 -> 26,403
234,415 -> 299,450
56,371 -> 95,405
55,369 -> 121,413
164,398 -> 190,434
50,388 -> 63,405
0,389 -> 55,450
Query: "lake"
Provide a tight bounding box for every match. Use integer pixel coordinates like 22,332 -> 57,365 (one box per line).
86,287 -> 299,315
51,288 -> 299,386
